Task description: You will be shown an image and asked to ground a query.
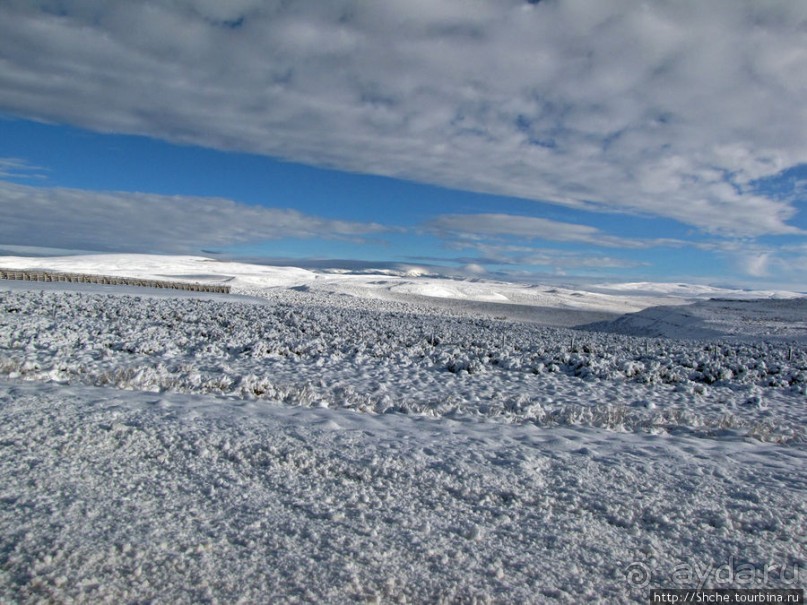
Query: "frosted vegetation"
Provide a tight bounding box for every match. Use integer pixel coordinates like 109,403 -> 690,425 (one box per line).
1,288 -> 804,443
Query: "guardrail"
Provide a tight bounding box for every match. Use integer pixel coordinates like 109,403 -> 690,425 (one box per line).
0,268 -> 231,294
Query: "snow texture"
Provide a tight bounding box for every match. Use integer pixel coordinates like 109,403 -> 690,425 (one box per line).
1,382 -> 804,604
0,255 -> 805,603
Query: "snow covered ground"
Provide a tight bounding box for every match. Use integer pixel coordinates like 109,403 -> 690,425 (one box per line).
0,255 -> 805,603
0,253 -> 708,325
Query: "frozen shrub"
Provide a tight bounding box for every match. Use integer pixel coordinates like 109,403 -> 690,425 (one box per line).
0,288 -> 804,443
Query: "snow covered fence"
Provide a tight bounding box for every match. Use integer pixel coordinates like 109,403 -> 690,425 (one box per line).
0,268 -> 230,294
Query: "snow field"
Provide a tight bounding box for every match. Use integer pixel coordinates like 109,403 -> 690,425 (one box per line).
1,382 -> 804,604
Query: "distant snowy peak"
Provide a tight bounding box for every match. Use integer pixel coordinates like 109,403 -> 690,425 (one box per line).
389,282 -> 509,302
320,266 -> 433,278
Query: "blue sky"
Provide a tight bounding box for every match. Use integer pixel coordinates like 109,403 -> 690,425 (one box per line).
0,1 -> 805,289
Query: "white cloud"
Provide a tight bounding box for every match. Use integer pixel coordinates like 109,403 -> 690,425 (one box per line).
740,253 -> 771,279
0,181 -> 387,253
414,236 -> 646,273
419,242 -> 644,273
0,1 -> 806,236
427,213 -> 603,243
0,157 -> 47,180
463,263 -> 488,275
425,213 -> 684,249
708,240 -> 807,287
476,243 -> 645,271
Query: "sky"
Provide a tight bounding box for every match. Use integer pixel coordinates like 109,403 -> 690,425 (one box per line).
0,0 -> 806,289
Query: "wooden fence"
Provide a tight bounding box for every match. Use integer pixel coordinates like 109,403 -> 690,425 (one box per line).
0,268 -> 231,294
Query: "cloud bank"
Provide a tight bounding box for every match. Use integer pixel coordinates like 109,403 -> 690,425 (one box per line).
425,213 -> 685,249
422,214 -> 652,273
1,1 -> 805,237
0,181 -> 386,254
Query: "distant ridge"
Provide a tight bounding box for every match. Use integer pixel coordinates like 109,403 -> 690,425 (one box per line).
580,297 -> 807,342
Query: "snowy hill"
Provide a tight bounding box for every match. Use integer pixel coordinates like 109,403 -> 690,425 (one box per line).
2,253 -> 802,326
583,298 -> 807,342
590,281 -> 805,300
